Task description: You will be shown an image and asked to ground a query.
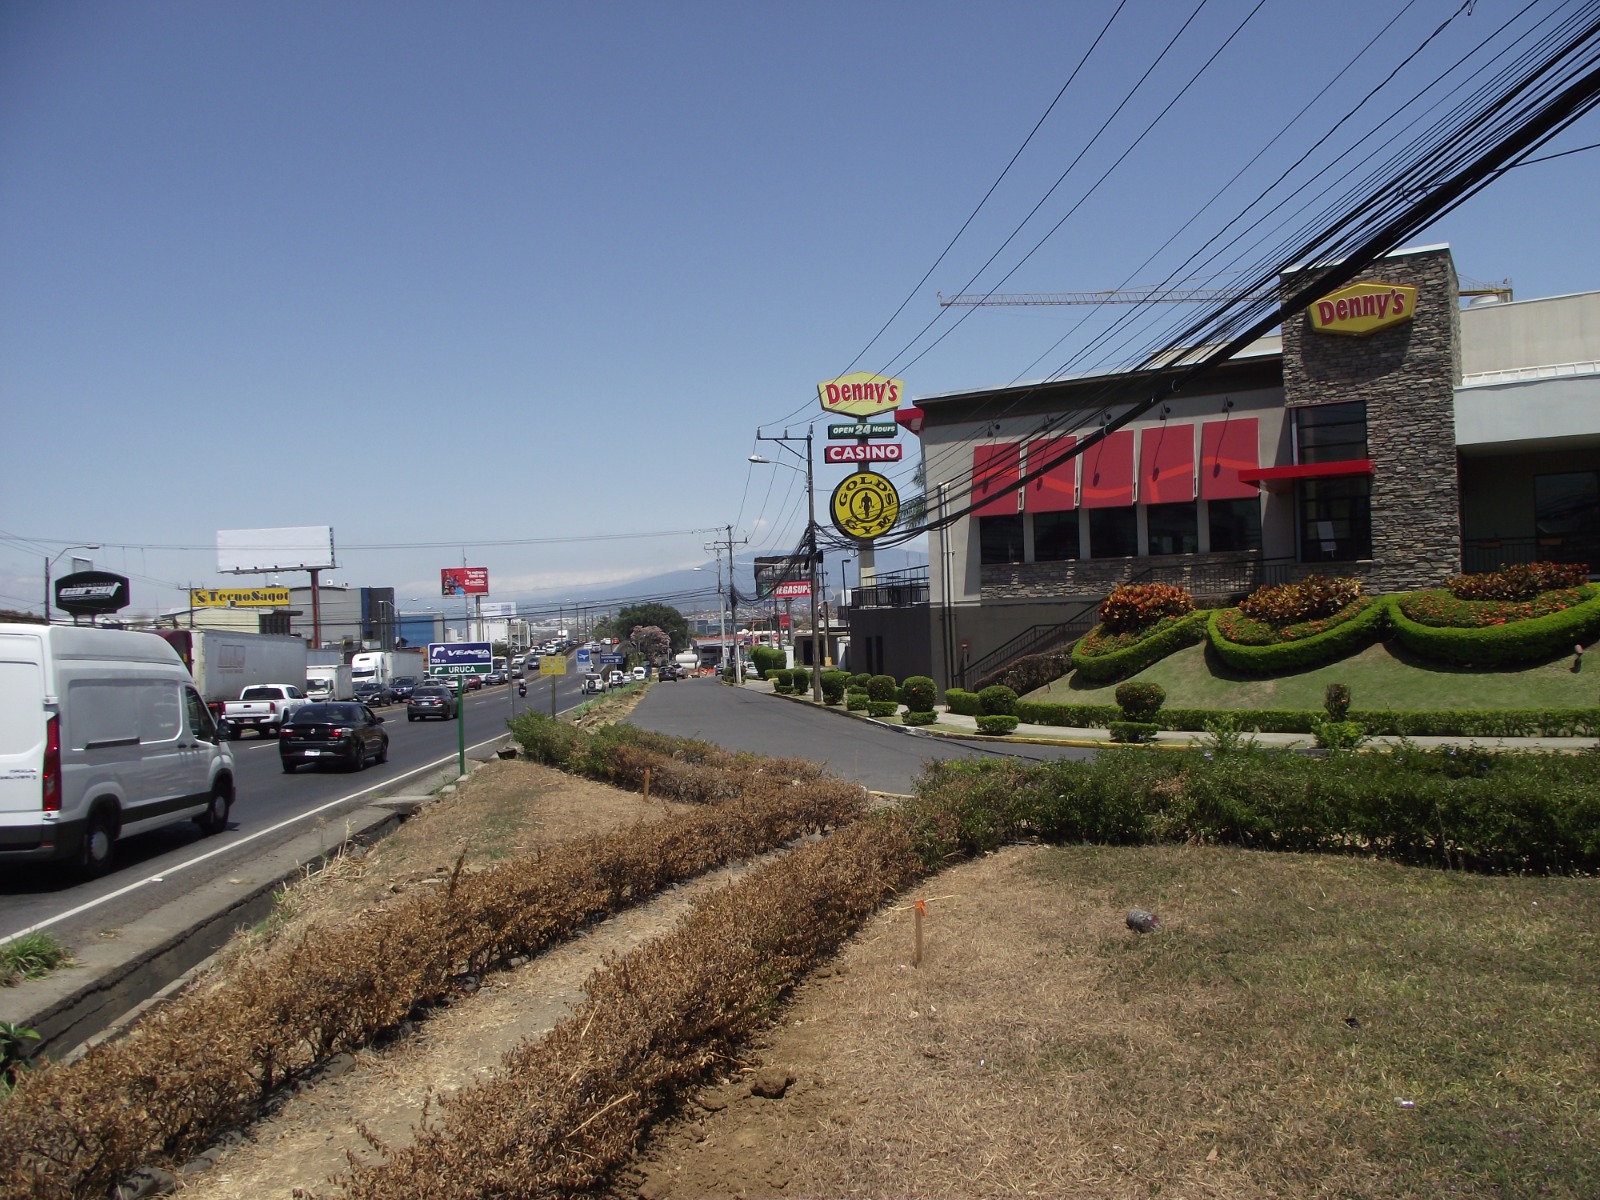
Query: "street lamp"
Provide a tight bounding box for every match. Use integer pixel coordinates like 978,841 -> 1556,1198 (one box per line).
750,430 -> 823,703
373,598 -> 398,648
44,544 -> 101,625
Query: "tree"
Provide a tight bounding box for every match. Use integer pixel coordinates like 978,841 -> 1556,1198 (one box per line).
627,624 -> 671,664
612,603 -> 690,652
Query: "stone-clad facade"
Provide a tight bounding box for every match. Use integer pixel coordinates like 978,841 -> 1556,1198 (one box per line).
1280,246 -> 1462,591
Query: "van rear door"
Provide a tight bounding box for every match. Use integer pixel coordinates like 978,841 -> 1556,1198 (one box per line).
0,631 -> 48,819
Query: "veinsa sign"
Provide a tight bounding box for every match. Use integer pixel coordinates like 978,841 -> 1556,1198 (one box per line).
1309,281 -> 1417,337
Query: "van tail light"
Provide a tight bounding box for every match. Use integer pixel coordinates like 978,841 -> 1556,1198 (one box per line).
43,714 -> 62,813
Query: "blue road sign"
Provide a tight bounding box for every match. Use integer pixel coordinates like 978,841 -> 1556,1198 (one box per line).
576,647 -> 592,669
428,641 -> 494,675
599,653 -> 624,666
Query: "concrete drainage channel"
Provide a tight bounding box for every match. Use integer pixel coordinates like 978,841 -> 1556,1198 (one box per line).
6,741 -> 512,1066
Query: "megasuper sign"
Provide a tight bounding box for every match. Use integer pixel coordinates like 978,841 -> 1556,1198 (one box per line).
824,442 -> 902,464
817,373 -> 904,418
1309,281 -> 1417,336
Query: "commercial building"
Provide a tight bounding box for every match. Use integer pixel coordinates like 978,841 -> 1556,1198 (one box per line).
849,245 -> 1600,689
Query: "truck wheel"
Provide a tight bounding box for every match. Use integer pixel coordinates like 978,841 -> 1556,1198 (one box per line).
197,785 -> 232,835
78,805 -> 116,878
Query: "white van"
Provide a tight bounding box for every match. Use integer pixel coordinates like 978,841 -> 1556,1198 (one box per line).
0,624 -> 237,875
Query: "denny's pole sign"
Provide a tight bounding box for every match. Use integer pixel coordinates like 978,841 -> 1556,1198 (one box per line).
1309,281 -> 1418,337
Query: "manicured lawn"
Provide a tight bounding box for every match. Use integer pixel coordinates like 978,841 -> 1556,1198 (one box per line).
1034,639 -> 1597,710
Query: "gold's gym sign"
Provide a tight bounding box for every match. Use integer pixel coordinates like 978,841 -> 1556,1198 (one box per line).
1309,281 -> 1418,336
830,471 -> 899,540
191,587 -> 291,608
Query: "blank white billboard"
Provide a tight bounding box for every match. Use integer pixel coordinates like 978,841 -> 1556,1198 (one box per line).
217,526 -> 336,573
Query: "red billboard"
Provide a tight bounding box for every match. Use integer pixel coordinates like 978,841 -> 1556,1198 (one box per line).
772,580 -> 812,599
441,567 -> 490,596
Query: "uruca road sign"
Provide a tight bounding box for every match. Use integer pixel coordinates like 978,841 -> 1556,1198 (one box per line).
830,471 -> 899,540
428,641 -> 493,675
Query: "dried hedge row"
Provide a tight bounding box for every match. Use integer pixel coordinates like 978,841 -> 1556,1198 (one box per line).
330,812 -> 924,1199
0,744 -> 866,1200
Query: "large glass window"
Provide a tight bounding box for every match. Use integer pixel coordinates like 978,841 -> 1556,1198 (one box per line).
978,515 -> 1025,565
1033,511 -> 1080,562
1295,401 -> 1368,464
1146,502 -> 1199,555
1534,471 -> 1599,539
1088,507 -> 1138,558
1208,498 -> 1262,552
1297,477 -> 1371,562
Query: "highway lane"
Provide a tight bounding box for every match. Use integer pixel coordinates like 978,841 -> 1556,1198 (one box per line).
0,670 -> 586,947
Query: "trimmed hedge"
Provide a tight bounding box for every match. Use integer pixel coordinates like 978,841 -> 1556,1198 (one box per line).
1109,721 -> 1159,744
901,676 -> 937,713
944,688 -> 982,716
975,714 -> 1019,735
978,685 -> 1018,716
1072,609 -> 1210,683
902,710 -> 938,727
1011,699 -> 1600,738
866,700 -> 900,718
846,691 -> 869,711
1389,586 -> 1600,666
1207,597 -> 1390,674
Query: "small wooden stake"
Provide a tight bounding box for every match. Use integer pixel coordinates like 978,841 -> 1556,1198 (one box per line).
643,767 -> 651,804
913,898 -> 925,967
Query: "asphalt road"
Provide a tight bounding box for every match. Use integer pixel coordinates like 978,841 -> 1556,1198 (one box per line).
628,679 -> 1094,795
0,670 -> 583,947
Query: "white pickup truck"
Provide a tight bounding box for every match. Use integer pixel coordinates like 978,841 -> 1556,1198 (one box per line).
222,683 -> 309,739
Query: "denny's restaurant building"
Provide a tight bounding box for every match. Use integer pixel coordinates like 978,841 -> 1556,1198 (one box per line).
851,244 -> 1600,690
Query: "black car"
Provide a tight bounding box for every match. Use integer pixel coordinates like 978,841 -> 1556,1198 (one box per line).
389,676 -> 420,701
658,664 -> 680,681
353,680 -> 394,706
279,703 -> 389,772
407,684 -> 459,721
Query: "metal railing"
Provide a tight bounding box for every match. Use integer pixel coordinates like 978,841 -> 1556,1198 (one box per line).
1462,537 -> 1597,575
848,565 -> 930,609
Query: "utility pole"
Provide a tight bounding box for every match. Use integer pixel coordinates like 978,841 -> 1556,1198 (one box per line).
704,524 -> 748,683
753,427 -> 822,703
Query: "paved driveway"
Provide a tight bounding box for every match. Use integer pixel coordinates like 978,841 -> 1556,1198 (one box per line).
627,681 -> 1094,795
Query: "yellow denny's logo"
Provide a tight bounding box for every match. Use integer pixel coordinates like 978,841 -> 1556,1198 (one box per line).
1309,282 -> 1418,336
817,373 -> 904,418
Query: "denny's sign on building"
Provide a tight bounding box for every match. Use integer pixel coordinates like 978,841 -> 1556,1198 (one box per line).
817,373 -> 904,418
1309,281 -> 1418,337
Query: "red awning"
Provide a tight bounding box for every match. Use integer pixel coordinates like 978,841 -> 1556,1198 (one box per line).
1024,435 -> 1076,512
1081,429 -> 1135,508
972,443 -> 1021,516
1200,417 -> 1260,500
1237,458 -> 1373,490
1140,423 -> 1195,504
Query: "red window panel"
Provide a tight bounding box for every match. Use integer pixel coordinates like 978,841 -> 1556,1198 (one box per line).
1140,423 -> 1196,504
1200,417 -> 1261,500
1080,429 -> 1135,508
972,443 -> 1021,516
1023,435 -> 1076,512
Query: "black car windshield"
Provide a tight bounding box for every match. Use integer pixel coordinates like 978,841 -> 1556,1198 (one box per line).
295,704 -> 364,722
413,686 -> 449,697
393,677 -> 416,685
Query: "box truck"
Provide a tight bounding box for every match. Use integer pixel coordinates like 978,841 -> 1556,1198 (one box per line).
146,629 -> 308,718
305,663 -> 354,702
350,649 -> 425,687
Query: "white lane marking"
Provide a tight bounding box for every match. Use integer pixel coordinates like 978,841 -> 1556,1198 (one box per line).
0,733 -> 513,946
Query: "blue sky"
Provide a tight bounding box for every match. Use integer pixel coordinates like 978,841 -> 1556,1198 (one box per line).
5,1 -> 1598,620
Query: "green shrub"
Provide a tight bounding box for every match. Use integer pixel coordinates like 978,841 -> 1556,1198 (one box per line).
1312,717 -> 1367,751
866,700 -> 900,718
973,650 -> 1072,695
900,675 -> 937,713
977,685 -> 1018,716
1399,586 -> 1589,628
1324,683 -> 1351,721
1071,609 -> 1209,683
820,669 -> 850,705
845,690 -> 869,711
1109,720 -> 1159,743
1114,681 -> 1166,721
1213,596 -> 1373,646
510,712 -> 587,767
902,710 -> 938,727
791,667 -> 812,694
850,672 -> 872,688
1238,573 -> 1363,624
750,645 -> 786,677
1389,586 -> 1600,666
975,714 -> 1019,735
944,688 -> 982,716
1207,598 -> 1390,673
866,674 -> 898,702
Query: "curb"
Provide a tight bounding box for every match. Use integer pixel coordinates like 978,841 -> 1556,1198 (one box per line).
2,743 -> 506,1063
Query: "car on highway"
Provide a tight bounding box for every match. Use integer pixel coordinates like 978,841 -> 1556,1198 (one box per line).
658,664 -> 680,681
582,671 -> 605,694
607,669 -> 626,689
389,676 -> 420,701
483,670 -> 506,686
632,665 -> 648,682
407,683 -> 459,720
463,674 -> 484,691
279,702 -> 389,773
353,680 -> 393,706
